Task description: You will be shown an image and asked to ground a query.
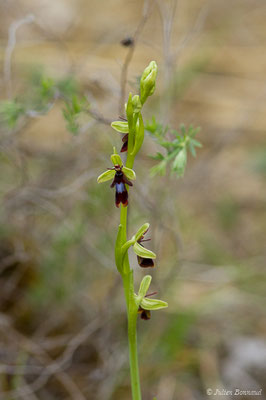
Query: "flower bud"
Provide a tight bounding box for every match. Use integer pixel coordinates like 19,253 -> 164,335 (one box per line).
131,113 -> 144,157
140,61 -> 158,104
132,95 -> 142,114
126,92 -> 133,129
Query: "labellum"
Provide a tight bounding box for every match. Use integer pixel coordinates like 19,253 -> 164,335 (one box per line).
137,237 -> 155,268
138,307 -> 151,320
110,165 -> 133,208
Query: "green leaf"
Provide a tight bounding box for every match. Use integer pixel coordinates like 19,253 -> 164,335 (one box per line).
111,121 -> 129,133
189,142 -> 196,158
190,138 -> 202,147
150,152 -> 165,161
131,113 -> 145,157
138,275 -> 152,297
134,222 -> 150,242
121,238 -> 135,261
150,160 -> 167,177
0,100 -> 24,128
122,167 -> 136,181
133,242 -> 156,259
140,297 -> 168,310
97,169 -> 115,183
172,148 -> 187,177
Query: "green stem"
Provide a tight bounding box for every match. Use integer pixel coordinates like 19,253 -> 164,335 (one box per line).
119,137 -> 142,399
122,271 -> 141,400
128,306 -> 141,400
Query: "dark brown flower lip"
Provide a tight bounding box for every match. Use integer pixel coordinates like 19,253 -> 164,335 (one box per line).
110,166 -> 133,208
138,307 -> 151,320
137,229 -> 155,268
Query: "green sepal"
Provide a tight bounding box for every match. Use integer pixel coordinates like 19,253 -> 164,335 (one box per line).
122,167 -> 136,181
131,113 -> 144,157
138,275 -> 152,298
133,242 -> 156,259
97,169 -> 115,183
110,151 -> 122,166
115,224 -> 124,273
140,297 -> 168,311
111,121 -> 129,133
133,222 -> 150,242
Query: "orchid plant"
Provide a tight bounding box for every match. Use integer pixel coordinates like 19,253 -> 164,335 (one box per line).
97,61 -> 168,399
97,60 -> 201,399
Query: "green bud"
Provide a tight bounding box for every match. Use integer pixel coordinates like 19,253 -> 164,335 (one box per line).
122,166 -> 136,181
140,297 -> 168,311
132,95 -> 142,114
133,222 -> 150,242
172,148 -> 187,177
138,275 -> 152,298
111,121 -> 129,133
97,169 -> 115,183
133,242 -> 156,259
131,113 -> 144,157
140,61 -> 158,104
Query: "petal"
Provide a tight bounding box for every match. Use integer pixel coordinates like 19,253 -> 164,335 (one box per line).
140,297 -> 168,311
133,242 -> 156,259
97,169 -> 115,183
122,167 -> 136,181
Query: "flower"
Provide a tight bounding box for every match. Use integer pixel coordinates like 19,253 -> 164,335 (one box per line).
133,228 -> 156,268
135,276 -> 168,321
97,150 -> 136,208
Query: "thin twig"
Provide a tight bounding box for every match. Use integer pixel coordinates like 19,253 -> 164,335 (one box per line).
4,14 -> 35,98
119,0 -> 154,115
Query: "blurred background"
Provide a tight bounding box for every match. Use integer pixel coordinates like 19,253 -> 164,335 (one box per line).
0,0 -> 266,399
